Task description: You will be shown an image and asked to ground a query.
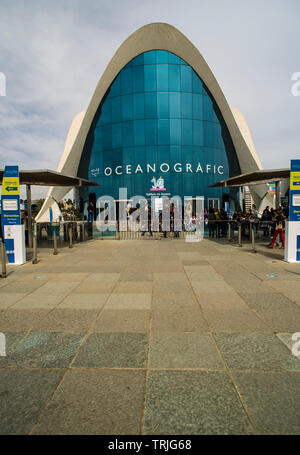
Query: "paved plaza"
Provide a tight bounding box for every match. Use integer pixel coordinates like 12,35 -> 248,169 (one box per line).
0,235 -> 300,435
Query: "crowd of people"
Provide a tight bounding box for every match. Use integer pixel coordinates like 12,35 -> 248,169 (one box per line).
204,203 -> 289,248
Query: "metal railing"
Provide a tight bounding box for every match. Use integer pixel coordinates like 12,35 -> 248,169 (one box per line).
0,237 -> 7,278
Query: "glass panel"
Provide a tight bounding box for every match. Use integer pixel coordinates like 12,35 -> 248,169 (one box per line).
158,119 -> 170,145
203,122 -> 213,147
157,92 -> 169,118
203,94 -> 213,121
193,120 -> 203,146
156,50 -> 169,64
181,92 -> 192,119
193,93 -> 202,120
157,64 -> 169,91
168,53 -> 181,64
131,54 -> 144,66
170,119 -> 181,145
169,65 -> 180,91
101,124 -> 112,150
182,119 -> 193,145
110,74 -> 121,97
132,65 -> 144,93
121,67 -> 132,94
144,65 -> 156,91
169,92 -> 181,118
145,92 -> 157,118
99,98 -> 111,125
112,123 -> 122,149
134,120 -> 145,146
192,71 -> 203,93
144,50 -> 156,64
111,97 -> 121,123
122,121 -> 134,147
180,65 -> 192,92
133,93 -> 145,119
145,119 -> 157,145
121,94 -> 133,121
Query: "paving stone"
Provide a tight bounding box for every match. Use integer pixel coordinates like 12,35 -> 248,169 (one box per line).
106,293 -> 151,310
196,292 -> 248,311
30,281 -> 79,295
120,272 -> 152,282
71,282 -> 115,293
149,333 -> 224,369
84,273 -> 120,282
152,292 -> 199,310
0,309 -> 51,332
0,332 -> 84,368
185,272 -> 224,281
223,280 -> 275,294
239,293 -> 300,332
113,281 -> 152,293
0,369 -> 65,435
232,372 -> 300,434
34,309 -> 100,332
183,265 -> 215,273
93,310 -> 150,332
144,371 -> 252,434
153,281 -> 192,294
58,293 -> 109,309
151,310 -> 208,332
11,293 -> 65,309
214,333 -> 300,371
0,293 -> 27,309
31,369 -> 146,435
0,281 -> 44,294
72,333 -> 148,368
1,332 -> 26,352
203,309 -> 272,333
153,273 -> 188,282
277,333 -> 300,356
191,280 -> 233,293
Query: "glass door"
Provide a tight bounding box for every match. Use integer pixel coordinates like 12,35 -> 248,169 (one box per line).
207,198 -> 220,210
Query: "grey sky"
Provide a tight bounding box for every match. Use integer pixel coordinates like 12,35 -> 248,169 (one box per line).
0,0 -> 299,198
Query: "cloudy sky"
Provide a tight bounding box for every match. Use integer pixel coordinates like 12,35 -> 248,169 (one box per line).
0,0 -> 299,198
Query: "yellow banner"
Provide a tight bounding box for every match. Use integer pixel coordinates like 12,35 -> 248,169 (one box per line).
290,172 -> 300,190
1,177 -> 20,195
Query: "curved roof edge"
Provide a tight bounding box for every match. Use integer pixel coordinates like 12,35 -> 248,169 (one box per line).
65,23 -> 262,176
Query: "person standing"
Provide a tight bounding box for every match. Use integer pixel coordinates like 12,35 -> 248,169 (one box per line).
268,209 -> 285,249
21,210 -> 29,247
88,201 -> 94,222
208,208 -> 216,238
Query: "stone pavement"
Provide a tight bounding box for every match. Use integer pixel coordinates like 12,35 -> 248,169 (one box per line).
0,236 -> 300,435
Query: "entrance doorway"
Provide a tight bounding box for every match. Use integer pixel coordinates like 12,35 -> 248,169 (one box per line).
207,198 -> 220,210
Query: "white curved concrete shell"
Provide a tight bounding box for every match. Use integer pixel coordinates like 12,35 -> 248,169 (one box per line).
37,22 -> 265,220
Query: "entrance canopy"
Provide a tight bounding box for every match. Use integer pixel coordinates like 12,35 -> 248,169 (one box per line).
0,169 -> 100,249
0,169 -> 100,187
208,169 -> 290,188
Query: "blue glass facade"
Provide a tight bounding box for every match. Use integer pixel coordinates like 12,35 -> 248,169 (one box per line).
78,50 -> 240,207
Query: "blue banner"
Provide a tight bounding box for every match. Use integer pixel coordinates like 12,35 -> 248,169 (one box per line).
289,160 -> 300,222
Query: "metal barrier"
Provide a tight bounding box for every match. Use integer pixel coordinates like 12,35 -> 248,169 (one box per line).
53,227 -> 58,255
32,223 -> 38,264
68,225 -> 73,248
116,219 -> 204,240
1,238 -> 7,278
251,222 -> 256,253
